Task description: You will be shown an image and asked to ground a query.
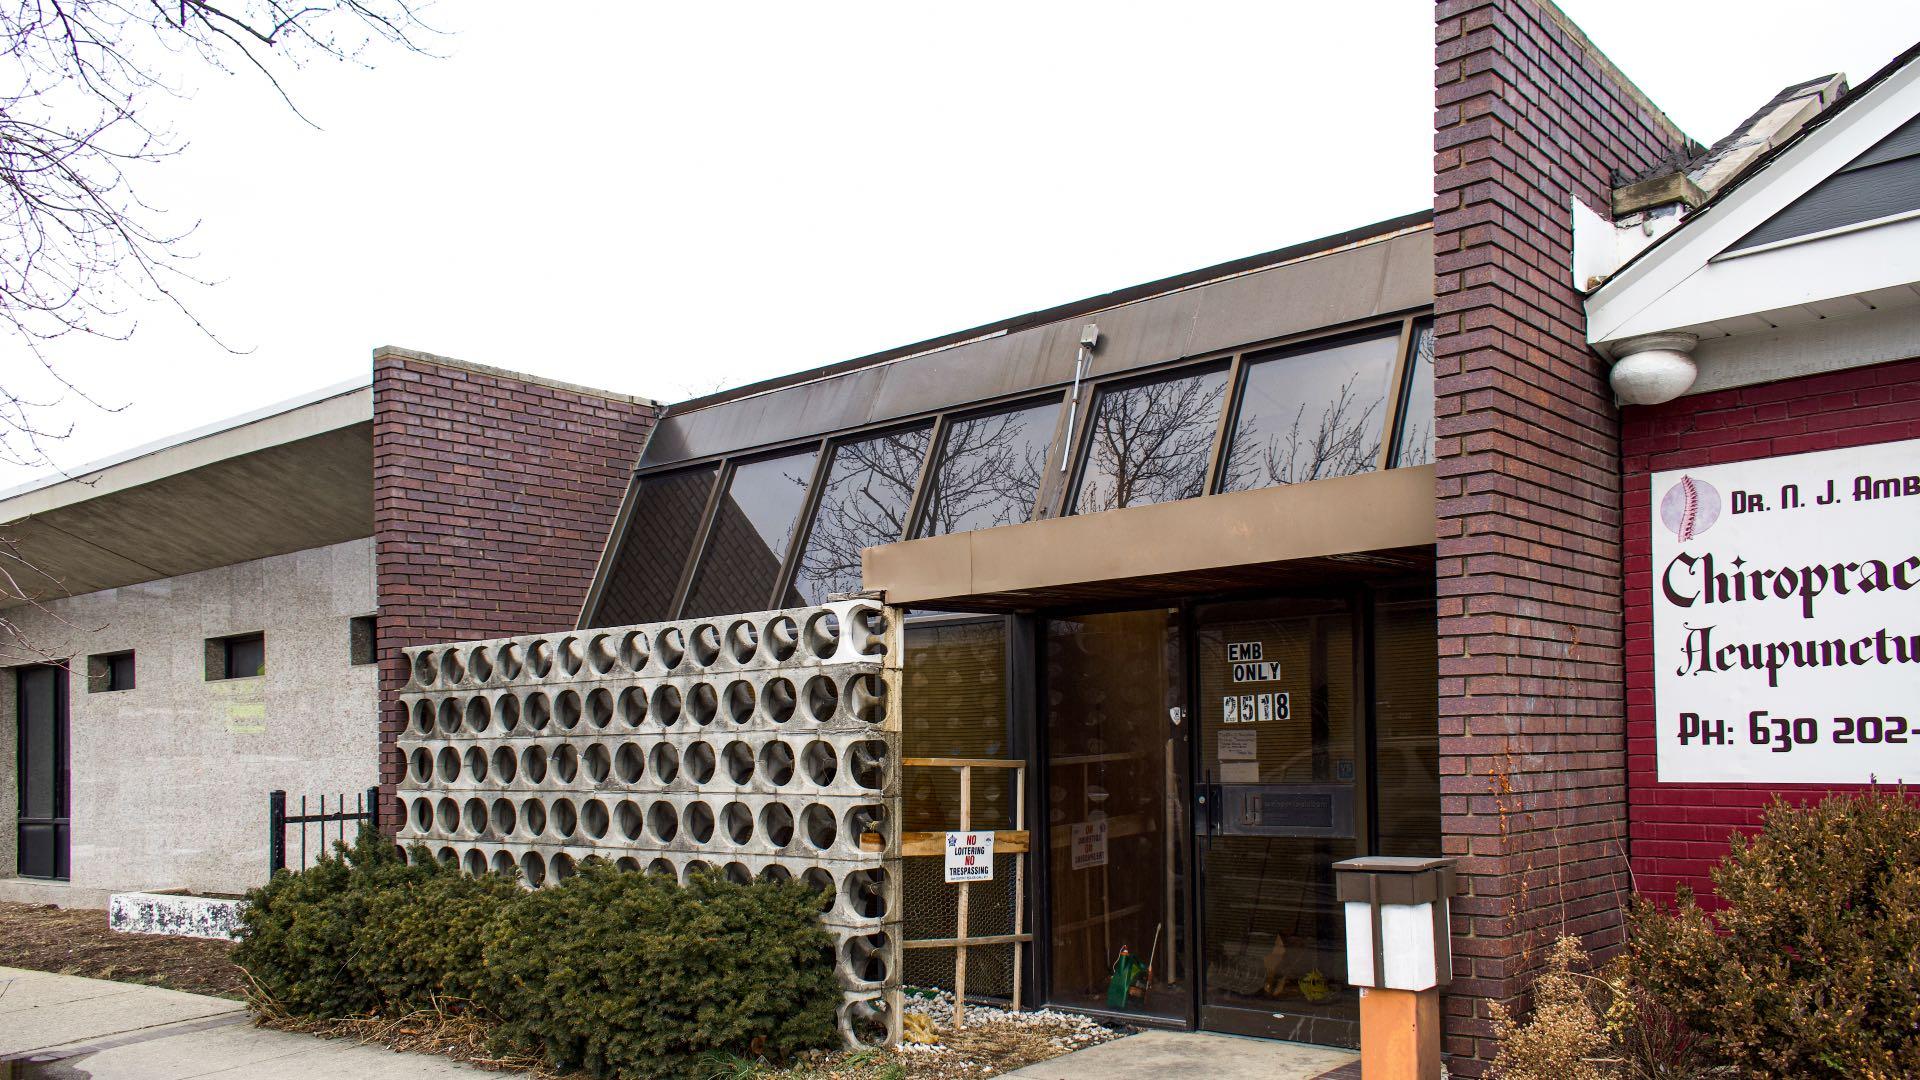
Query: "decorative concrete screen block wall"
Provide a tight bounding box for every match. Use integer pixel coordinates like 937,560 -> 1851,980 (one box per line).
393,599 -> 904,1048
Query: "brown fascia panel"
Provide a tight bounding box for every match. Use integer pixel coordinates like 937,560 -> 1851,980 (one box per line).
863,465 -> 1436,608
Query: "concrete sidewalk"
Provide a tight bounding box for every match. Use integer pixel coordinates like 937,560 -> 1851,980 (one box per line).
1004,1029 -> 1358,1080
0,966 -> 499,1078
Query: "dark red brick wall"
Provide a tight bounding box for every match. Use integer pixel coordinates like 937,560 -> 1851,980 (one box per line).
1622,355 -> 1920,909
1432,1 -> 1692,1071
372,350 -> 657,812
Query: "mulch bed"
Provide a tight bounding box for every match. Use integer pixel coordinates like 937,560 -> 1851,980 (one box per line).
0,901 -> 247,999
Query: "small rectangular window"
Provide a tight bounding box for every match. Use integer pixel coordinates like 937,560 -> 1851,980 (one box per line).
789,424 -> 933,605
914,399 -> 1060,538
207,632 -> 265,680
682,448 -> 819,618
350,615 -> 378,666
1072,365 -> 1231,514
1390,321 -> 1436,468
87,651 -> 135,693
1218,330 -> 1401,492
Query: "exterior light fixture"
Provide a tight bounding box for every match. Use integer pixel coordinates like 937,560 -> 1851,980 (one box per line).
1609,332 -> 1699,405
1334,855 -> 1458,1080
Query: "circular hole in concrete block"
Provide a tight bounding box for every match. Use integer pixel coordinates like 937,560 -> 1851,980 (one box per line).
412,651 -> 438,687
555,690 -> 583,731
844,932 -> 891,984
648,742 -> 679,784
845,804 -> 886,850
410,797 -> 432,832
800,741 -> 838,786
803,676 -> 839,723
436,747 -> 460,783
521,851 -> 546,886
654,626 -> 686,670
802,804 -> 837,850
465,696 -> 492,733
759,863 -> 792,884
762,678 -> 796,724
615,799 -> 642,840
846,674 -> 886,725
803,611 -> 841,659
848,740 -> 888,790
685,801 -> 715,844
723,861 -> 752,885
558,636 -> 583,676
851,607 -> 889,657
462,797 -> 486,834
847,996 -> 892,1049
587,633 -> 617,674
521,744 -> 548,784
412,700 -> 434,735
441,648 -> 467,685
551,798 -> 578,837
551,852 -> 576,881
491,798 -> 517,835
686,682 -> 718,727
525,692 -> 552,732
651,685 -> 682,726
614,742 -> 644,783
527,639 -> 552,678
586,688 -> 614,729
491,850 -> 515,875
760,803 -> 795,847
843,868 -> 889,919
690,623 -> 722,667
552,744 -> 579,784
464,746 -> 488,783
463,848 -> 487,876
724,681 -> 755,724
615,856 -> 640,873
619,631 -> 648,672
648,857 -> 676,876
723,741 -> 754,784
721,801 -> 753,845
803,867 -> 836,909
726,620 -> 759,663
438,699 -> 461,734
436,845 -> 459,866
682,859 -> 712,882
436,797 -> 459,833
759,741 -> 795,786
647,800 -> 679,842
765,616 -> 799,661
496,642 -> 523,681
582,798 -> 610,839
410,747 -> 433,783
468,647 -> 494,684
684,741 -> 716,784
521,798 -> 547,836
583,743 -> 612,783
496,694 -> 521,733
618,687 -> 647,727
491,745 -> 518,784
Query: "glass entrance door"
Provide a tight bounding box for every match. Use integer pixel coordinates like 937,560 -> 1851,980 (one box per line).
1193,598 -> 1360,1046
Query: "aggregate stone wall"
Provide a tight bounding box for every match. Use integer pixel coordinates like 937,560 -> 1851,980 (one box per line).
394,599 -> 903,1047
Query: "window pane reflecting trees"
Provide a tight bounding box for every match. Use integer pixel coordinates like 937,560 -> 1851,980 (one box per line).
683,450 -> 817,617
1392,323 -> 1435,468
1218,333 -> 1399,493
1072,367 -> 1229,514
915,401 -> 1058,537
591,465 -> 717,625
789,426 -> 932,605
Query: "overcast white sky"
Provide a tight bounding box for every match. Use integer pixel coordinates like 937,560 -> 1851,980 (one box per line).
5,1 -> 1919,489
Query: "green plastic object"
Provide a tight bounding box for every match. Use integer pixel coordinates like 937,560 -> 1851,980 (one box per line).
1106,949 -> 1147,1010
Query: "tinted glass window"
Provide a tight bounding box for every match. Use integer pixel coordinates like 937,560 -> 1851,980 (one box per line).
683,450 -> 818,617
790,426 -> 932,605
592,466 -> 718,625
1392,322 -> 1435,468
915,400 -> 1059,538
1072,366 -> 1229,514
1218,332 -> 1399,492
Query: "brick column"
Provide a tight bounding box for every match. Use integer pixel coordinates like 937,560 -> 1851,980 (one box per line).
1431,2 -> 1692,1072
371,348 -> 658,821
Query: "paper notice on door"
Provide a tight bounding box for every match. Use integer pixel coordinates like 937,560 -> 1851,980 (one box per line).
1220,761 -> 1261,784
1218,730 -> 1258,761
1070,820 -> 1108,870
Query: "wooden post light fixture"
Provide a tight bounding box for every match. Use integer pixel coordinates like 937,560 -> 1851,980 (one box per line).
1333,856 -> 1458,1079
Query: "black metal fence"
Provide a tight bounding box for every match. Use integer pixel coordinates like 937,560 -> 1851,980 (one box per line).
268,787 -> 380,880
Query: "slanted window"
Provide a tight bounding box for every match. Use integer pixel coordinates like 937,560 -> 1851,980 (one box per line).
591,465 -> 720,626
1391,322 -> 1436,468
87,651 -> 135,693
789,425 -> 933,605
682,449 -> 818,617
914,400 -> 1059,538
1217,330 -> 1400,493
207,632 -> 265,681
1072,365 -> 1231,514
349,615 -> 378,666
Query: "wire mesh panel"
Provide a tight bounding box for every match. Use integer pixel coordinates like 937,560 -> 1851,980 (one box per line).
394,599 -> 903,1048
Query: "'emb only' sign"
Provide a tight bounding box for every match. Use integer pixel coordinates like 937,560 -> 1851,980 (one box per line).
944,831 -> 995,883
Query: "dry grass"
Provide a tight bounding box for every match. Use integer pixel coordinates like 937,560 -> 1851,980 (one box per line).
0,900 -> 246,998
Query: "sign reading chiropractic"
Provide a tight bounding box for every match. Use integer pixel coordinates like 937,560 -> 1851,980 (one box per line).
1651,437 -> 1920,784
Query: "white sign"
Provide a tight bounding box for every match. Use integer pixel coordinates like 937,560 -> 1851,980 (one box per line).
1227,641 -> 1281,683
1651,438 -> 1920,784
1218,730 -> 1259,761
944,830 -> 995,882
1222,692 -> 1289,723
1070,820 -> 1108,870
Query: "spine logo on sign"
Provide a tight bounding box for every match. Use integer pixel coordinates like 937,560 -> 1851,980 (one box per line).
1650,440 -> 1920,785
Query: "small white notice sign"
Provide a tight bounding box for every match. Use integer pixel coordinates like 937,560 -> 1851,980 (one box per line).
1070,820 -> 1108,870
1218,730 -> 1258,761
944,831 -> 995,883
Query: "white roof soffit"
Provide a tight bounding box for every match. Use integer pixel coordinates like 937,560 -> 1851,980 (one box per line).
1586,53 -> 1920,353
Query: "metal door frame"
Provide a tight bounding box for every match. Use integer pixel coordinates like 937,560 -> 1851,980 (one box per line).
15,663 -> 71,881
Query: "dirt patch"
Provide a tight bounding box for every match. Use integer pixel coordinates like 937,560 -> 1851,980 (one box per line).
0,901 -> 246,999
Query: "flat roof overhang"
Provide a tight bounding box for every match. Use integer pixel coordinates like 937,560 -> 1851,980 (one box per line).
863,465 -> 1435,612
